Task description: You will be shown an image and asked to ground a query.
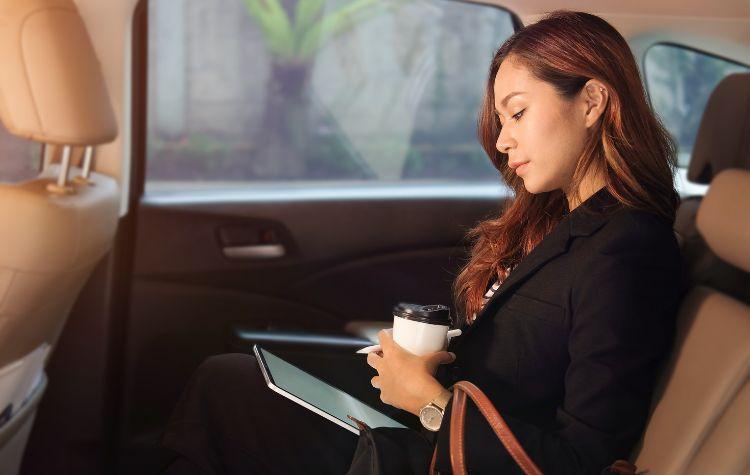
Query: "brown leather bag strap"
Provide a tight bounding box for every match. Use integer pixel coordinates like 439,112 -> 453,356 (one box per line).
449,388 -> 468,472
429,381 -> 639,475
447,380 -> 544,475
429,445 -> 438,474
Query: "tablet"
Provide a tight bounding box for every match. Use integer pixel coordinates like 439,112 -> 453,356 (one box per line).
253,344 -> 408,435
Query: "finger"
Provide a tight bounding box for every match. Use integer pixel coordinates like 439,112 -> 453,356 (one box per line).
379,329 -> 408,356
371,376 -> 380,389
427,351 -> 456,366
377,329 -> 393,350
366,352 -> 382,370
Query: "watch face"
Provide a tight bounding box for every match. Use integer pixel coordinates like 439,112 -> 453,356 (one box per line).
419,405 -> 443,432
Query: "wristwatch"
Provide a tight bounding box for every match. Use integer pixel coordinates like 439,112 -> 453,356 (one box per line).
419,390 -> 453,432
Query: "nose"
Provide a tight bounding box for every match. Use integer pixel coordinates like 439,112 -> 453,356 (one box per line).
496,126 -> 515,154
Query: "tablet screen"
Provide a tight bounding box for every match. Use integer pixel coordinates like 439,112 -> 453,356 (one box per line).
254,345 -> 408,434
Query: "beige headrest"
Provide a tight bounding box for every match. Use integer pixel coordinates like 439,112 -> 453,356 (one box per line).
696,169 -> 750,272
688,73 -> 750,184
0,0 -> 117,145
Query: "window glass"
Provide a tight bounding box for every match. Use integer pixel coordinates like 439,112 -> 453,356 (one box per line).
644,44 -> 749,168
0,124 -> 41,183
146,0 -> 515,191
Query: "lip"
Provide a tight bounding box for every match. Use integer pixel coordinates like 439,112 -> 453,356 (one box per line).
509,160 -> 530,174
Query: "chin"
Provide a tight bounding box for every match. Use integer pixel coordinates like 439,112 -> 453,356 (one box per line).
521,178 -> 542,194
522,179 -> 556,195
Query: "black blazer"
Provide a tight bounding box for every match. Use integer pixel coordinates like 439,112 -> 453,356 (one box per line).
432,187 -> 682,474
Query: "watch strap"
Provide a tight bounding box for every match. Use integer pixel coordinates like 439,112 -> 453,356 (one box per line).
431,389 -> 453,411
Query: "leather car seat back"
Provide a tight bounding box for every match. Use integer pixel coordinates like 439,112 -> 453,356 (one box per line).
635,72 -> 750,475
673,72 -> 750,303
0,0 -> 119,473
633,169 -> 750,474
0,170 -> 119,364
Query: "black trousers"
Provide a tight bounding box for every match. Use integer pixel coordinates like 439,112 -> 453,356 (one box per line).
160,353 -> 363,475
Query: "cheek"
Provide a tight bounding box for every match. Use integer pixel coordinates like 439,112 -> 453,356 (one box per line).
531,112 -> 579,158
520,114 -> 584,189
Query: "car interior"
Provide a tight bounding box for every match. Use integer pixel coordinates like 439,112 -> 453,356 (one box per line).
0,0 -> 748,474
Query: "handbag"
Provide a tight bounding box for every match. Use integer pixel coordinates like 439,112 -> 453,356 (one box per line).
347,380 -> 640,475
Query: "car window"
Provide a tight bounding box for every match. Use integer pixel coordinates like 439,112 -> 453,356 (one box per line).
0,124 -> 42,183
145,0 -> 516,193
644,43 -> 750,169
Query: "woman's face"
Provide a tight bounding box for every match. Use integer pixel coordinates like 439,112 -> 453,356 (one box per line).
493,58 -> 596,195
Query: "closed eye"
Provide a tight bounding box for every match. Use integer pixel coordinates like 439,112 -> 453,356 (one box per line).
495,108 -> 525,126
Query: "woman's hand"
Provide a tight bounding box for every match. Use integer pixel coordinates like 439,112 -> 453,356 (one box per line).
367,329 -> 455,416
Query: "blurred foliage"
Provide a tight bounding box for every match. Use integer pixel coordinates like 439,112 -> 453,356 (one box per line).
241,0 -> 392,60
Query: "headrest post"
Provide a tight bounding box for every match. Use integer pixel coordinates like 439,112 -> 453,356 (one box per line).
58,145 -> 71,187
41,143 -> 55,171
73,146 -> 95,186
46,145 -> 75,195
81,146 -> 93,178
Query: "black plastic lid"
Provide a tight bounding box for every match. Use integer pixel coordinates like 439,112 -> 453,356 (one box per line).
393,303 -> 452,326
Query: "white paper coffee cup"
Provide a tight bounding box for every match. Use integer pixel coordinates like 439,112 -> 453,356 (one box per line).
391,303 -> 452,356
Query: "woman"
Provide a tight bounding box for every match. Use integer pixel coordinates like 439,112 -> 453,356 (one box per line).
161,10 -> 682,474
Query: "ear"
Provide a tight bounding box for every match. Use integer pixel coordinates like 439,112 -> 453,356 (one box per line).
580,79 -> 608,128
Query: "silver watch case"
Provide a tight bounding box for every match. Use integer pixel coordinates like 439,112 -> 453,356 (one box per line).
419,403 -> 444,432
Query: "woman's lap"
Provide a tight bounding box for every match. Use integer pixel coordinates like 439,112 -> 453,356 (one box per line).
161,353 -> 360,475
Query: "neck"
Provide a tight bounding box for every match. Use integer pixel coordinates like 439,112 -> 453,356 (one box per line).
565,171 -> 606,212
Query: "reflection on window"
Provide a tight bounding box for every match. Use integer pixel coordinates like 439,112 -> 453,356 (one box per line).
146,0 -> 514,189
0,123 -> 41,183
644,44 -> 749,168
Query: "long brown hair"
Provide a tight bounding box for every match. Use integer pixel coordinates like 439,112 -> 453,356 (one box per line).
453,10 -> 680,324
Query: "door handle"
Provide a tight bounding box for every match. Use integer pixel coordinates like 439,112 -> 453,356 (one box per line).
222,243 -> 286,260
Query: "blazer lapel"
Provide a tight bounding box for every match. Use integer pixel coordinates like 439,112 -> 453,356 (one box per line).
457,218 -> 572,342
455,187 -> 621,343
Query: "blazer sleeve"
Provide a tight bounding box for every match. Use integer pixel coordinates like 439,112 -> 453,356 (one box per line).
434,221 -> 682,474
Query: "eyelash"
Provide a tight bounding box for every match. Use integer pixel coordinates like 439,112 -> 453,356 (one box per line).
497,109 -> 525,125
511,109 -> 525,121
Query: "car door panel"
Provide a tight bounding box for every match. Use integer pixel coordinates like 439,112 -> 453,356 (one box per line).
122,193 -> 507,446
